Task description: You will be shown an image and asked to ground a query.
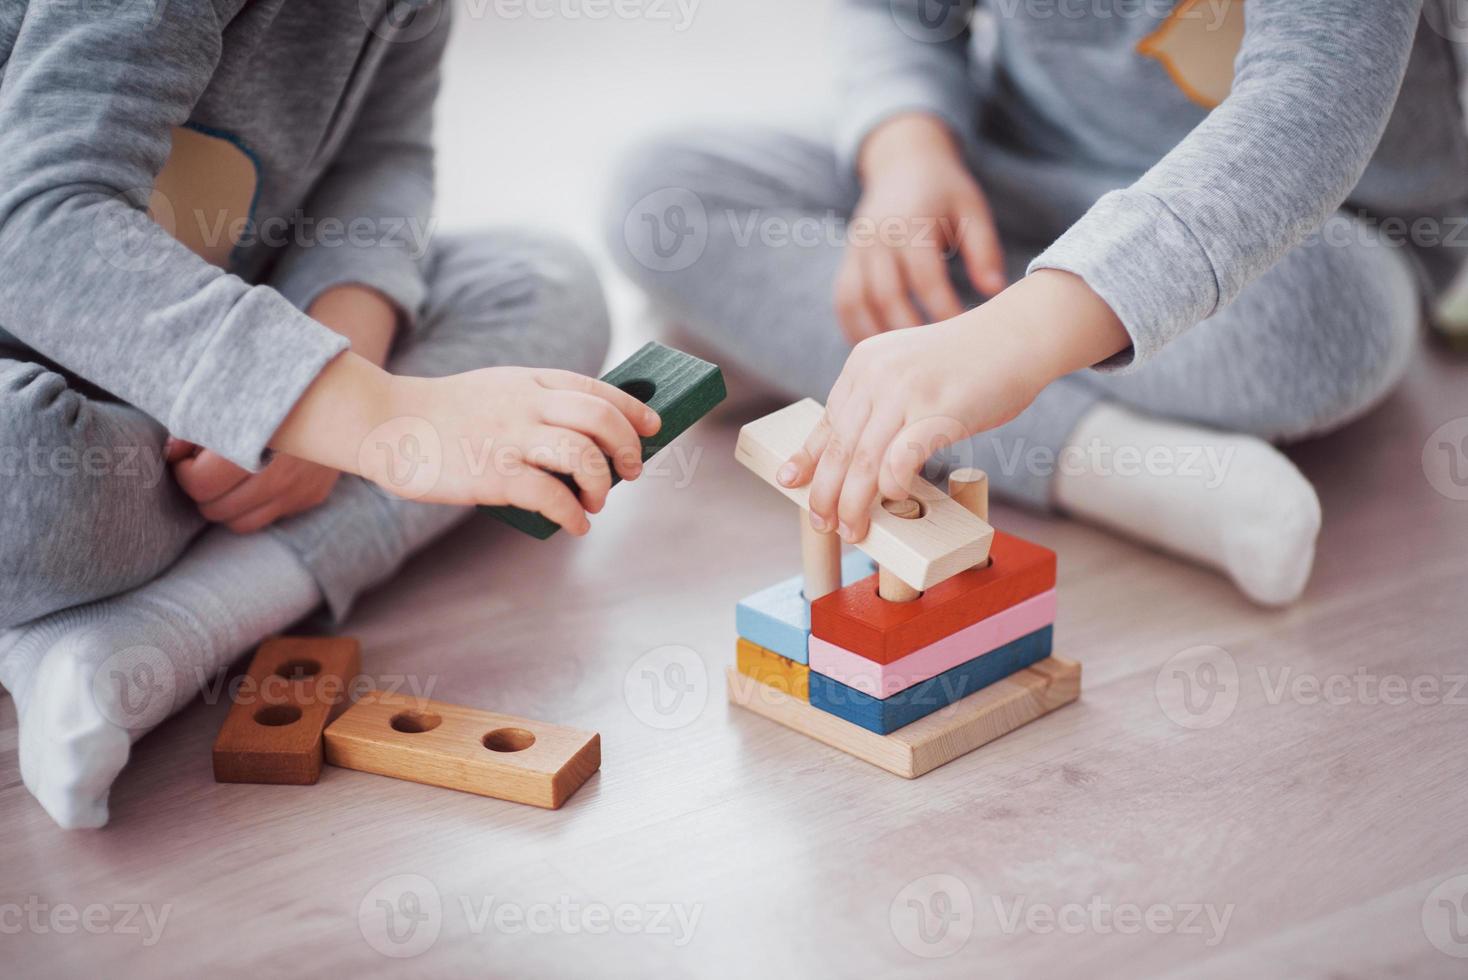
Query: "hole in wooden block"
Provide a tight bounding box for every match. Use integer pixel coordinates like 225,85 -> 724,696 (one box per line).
617,378 -> 657,403
254,704 -> 302,727
881,497 -> 926,520
389,710 -> 442,734
275,658 -> 322,680
482,727 -> 536,753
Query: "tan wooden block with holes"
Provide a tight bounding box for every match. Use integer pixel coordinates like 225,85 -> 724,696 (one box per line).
323,690 -> 601,809
736,399 -> 994,590
727,657 -> 1080,778
212,636 -> 362,785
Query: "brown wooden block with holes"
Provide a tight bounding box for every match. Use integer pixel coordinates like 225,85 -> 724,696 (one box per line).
212,636 -> 362,785
322,690 -> 601,809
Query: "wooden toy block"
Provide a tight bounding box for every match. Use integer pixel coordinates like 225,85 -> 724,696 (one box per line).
800,516 -> 842,601
948,468 -> 989,522
323,690 -> 599,809
810,589 -> 1057,699
808,626 -> 1053,734
736,637 -> 810,701
811,530 -> 1056,664
876,498 -> 924,603
485,342 -> 726,539
727,657 -> 1081,778
735,399 -> 993,590
735,550 -> 875,664
212,636 -> 361,785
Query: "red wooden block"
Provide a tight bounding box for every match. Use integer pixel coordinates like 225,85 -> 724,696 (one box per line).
810,531 -> 1055,664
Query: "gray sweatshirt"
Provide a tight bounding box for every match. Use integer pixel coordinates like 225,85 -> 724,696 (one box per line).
837,0 -> 1468,371
0,0 -> 450,469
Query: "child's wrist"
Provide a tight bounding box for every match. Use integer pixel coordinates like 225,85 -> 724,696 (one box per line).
976,270 -> 1130,383
858,113 -> 964,183
271,351 -> 399,475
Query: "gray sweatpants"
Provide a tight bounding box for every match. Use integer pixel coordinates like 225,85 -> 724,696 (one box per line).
605,126 -> 1422,508
0,229 -> 610,630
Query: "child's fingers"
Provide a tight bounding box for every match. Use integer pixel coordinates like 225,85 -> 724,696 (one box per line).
807,395 -> 871,535
778,407 -> 832,491
537,369 -> 661,437
886,416 -> 967,497
174,451 -> 250,504
199,472 -> 274,523
500,467 -> 590,536
862,249 -> 923,332
541,390 -> 645,481
527,427 -> 612,513
955,194 -> 1007,297
164,437 -> 198,463
834,255 -> 880,345
835,404 -> 905,542
899,245 -> 963,323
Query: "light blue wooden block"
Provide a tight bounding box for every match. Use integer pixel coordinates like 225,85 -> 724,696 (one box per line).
736,551 -> 873,665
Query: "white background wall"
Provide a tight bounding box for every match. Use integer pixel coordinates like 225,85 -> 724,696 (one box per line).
433,0 -> 837,354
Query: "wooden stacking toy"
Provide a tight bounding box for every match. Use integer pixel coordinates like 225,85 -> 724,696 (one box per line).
729,399 -> 1081,778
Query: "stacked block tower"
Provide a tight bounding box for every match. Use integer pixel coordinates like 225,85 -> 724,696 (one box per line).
729,400 -> 1081,778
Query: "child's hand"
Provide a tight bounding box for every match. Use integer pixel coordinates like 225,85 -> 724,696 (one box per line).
348,365 -> 662,535
782,270 -> 1130,542
168,438 -> 342,534
835,113 -> 1007,344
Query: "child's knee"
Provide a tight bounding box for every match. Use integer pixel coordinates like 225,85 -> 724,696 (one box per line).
432,229 -> 611,376
1290,238 -> 1419,432
603,128 -> 727,285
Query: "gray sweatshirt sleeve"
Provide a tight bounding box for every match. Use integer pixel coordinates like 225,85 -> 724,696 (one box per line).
834,0 -> 977,172
269,5 -> 451,324
0,0 -> 349,470
1030,0 -> 1425,371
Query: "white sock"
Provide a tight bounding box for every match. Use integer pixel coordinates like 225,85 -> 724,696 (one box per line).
1053,402 -> 1322,606
0,528 -> 322,829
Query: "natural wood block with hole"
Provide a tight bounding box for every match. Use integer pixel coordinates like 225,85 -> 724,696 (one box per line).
484,341 -> 726,539
323,690 -> 601,809
727,657 -> 1080,778
212,636 -> 362,785
735,399 -> 993,590
811,531 -> 1056,664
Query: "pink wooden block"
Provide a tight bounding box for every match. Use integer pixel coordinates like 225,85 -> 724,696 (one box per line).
809,589 -> 1058,699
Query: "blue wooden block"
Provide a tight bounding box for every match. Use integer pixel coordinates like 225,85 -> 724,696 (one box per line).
735,552 -> 874,665
808,626 -> 1054,734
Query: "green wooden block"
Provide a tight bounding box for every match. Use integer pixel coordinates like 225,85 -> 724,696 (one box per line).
483,342 -> 727,538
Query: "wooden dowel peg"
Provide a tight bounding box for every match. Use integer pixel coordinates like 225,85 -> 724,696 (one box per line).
800,513 -> 842,601
948,468 -> 989,522
877,498 -> 923,603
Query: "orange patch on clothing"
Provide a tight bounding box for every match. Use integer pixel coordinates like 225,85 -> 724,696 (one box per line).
1138,0 -> 1246,110
149,127 -> 259,268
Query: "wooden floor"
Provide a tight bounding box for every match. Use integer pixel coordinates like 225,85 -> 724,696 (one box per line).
4,343 -> 1468,979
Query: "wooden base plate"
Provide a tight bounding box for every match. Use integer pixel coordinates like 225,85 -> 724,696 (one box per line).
727,657 -> 1080,778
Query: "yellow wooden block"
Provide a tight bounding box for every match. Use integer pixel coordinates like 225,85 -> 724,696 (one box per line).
736,637 -> 810,701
